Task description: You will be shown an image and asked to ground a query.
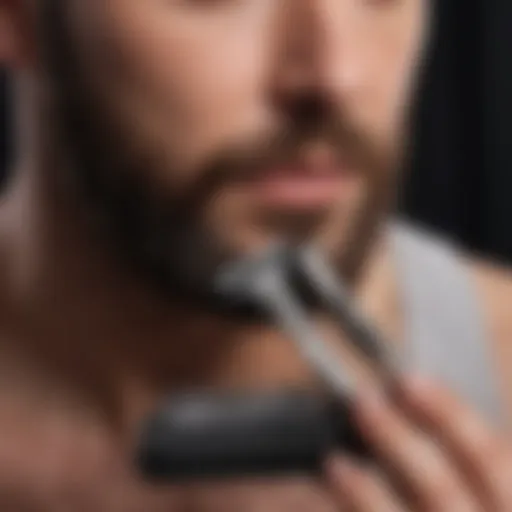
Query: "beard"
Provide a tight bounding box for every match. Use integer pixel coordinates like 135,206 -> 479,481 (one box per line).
38,0 -> 399,315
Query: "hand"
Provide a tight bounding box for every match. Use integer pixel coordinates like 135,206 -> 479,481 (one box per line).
325,376 -> 512,511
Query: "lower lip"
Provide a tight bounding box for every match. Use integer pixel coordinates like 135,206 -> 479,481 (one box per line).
247,172 -> 351,209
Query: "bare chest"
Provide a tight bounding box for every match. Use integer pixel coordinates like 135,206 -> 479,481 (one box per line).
0,402 -> 339,512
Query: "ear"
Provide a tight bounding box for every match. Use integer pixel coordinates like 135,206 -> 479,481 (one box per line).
0,0 -> 35,68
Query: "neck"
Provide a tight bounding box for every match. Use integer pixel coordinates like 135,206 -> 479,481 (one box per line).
0,104 -> 396,434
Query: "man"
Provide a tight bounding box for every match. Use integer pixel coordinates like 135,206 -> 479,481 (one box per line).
0,0 -> 512,510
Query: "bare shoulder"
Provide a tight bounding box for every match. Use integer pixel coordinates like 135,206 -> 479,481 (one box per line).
468,257 -> 512,342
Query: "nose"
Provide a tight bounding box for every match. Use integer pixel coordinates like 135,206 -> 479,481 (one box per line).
270,0 -> 348,122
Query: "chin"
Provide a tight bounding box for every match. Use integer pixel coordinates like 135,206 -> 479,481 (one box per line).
213,223 -> 343,265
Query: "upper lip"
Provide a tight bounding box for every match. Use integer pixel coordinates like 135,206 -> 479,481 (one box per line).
252,158 -> 343,181
235,142 -> 346,185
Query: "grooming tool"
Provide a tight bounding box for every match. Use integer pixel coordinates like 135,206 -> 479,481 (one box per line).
137,244 -> 402,481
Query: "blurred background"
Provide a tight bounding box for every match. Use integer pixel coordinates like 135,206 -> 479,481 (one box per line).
1,0 -> 512,264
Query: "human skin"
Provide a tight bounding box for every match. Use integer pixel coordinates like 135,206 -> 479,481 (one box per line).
0,1 -> 512,511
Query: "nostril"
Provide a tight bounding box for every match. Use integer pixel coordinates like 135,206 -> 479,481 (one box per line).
283,92 -> 333,132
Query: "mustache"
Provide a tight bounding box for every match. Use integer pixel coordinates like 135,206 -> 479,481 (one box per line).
176,111 -> 386,215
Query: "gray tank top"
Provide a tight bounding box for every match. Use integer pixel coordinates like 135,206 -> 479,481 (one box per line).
391,221 -> 504,425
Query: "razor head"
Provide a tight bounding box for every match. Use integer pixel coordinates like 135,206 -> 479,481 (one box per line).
214,243 -> 402,394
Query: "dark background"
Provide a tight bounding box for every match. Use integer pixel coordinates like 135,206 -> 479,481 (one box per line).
403,0 -> 512,263
1,0 -> 512,264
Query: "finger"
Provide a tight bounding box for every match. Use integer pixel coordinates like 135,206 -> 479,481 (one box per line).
326,456 -> 404,512
353,389 -> 479,512
183,478 -> 339,512
397,375 -> 512,508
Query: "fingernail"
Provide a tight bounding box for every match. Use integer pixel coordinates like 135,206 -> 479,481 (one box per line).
356,386 -> 387,418
401,373 -> 435,398
326,455 -> 361,480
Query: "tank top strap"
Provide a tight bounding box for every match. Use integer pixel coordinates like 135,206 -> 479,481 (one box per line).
390,220 -> 504,425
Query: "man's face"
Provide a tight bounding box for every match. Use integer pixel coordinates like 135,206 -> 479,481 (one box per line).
34,0 -> 426,295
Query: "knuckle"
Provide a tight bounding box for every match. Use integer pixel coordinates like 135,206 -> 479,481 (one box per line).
420,466 -> 465,508
436,497 -> 479,512
464,426 -> 502,465
422,486 -> 471,512
414,379 -> 450,408
489,446 -> 512,498
434,394 -> 467,425
420,469 -> 479,512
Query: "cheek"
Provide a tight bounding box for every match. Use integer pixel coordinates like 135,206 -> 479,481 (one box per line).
65,2 -> 271,191
371,46 -> 420,148
80,2 -> 276,163
349,13 -> 426,147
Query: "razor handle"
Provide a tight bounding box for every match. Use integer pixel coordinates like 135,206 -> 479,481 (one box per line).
137,390 -> 368,481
